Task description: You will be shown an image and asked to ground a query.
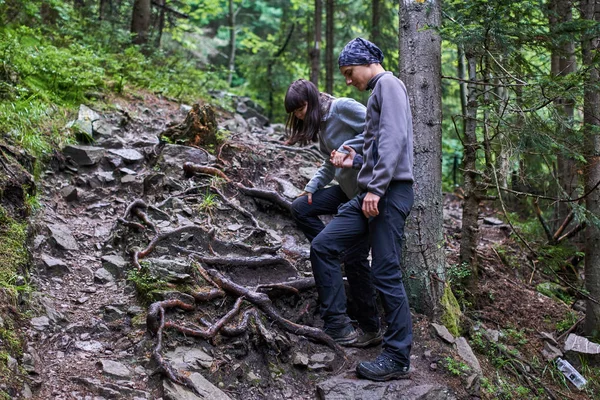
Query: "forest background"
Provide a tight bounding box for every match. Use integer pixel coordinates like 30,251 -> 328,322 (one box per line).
0,0 -> 599,397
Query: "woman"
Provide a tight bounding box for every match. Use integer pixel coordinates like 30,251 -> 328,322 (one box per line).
284,79 -> 381,347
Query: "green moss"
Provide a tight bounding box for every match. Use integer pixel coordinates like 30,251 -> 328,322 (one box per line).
0,206 -> 28,290
126,267 -> 169,305
440,283 -> 462,337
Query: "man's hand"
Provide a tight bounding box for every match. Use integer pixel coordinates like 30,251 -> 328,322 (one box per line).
330,145 -> 356,168
298,191 -> 313,205
362,192 -> 380,217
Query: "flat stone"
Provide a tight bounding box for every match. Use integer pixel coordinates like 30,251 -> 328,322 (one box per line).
94,268 -> 115,284
317,376 -> 456,400
454,337 -> 482,374
165,347 -> 214,370
74,340 -> 104,353
108,148 -> 144,163
292,352 -> 309,367
101,255 -> 127,278
542,342 -> 563,361
41,254 -> 70,276
564,334 -> 600,354
432,323 -> 455,343
48,224 -> 79,251
31,316 -> 51,331
163,372 -> 231,400
97,359 -> 132,379
63,145 -> 104,166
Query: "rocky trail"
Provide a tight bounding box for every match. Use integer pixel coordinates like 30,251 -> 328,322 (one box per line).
11,91 -> 588,400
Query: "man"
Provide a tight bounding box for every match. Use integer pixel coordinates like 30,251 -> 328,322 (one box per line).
311,37 -> 414,381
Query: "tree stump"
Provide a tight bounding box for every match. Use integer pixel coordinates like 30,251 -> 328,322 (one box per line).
161,103 -> 219,148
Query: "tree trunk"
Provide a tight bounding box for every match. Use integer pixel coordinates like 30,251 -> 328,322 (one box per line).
580,0 -> 600,337
372,0 -> 381,45
459,50 -> 480,288
131,0 -> 152,46
154,0 -> 166,47
99,0 -> 110,20
399,0 -> 444,317
549,0 -> 578,229
310,0 -> 322,87
325,0 -> 334,94
227,0 -> 237,86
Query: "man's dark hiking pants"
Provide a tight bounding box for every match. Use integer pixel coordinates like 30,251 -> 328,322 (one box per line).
291,185 -> 379,332
310,181 -> 414,364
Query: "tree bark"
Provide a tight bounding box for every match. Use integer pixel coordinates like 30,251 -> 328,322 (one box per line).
227,0 -> 237,86
549,0 -> 578,229
580,0 -> 600,337
131,0 -> 152,45
459,49 -> 481,290
310,0 -> 322,87
372,0 -> 381,45
325,0 -> 334,94
155,0 -> 167,49
399,0 -> 445,317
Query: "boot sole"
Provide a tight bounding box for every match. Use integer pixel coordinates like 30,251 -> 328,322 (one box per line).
349,336 -> 383,348
356,365 -> 410,381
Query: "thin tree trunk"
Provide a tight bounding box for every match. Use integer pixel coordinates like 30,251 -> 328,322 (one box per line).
99,0 -> 110,20
155,0 -> 166,47
399,0 -> 444,317
325,0 -> 334,94
310,0 -> 322,87
372,0 -> 381,45
227,0 -> 237,86
131,0 -> 152,45
459,50 -> 481,288
549,0 -> 578,229
580,0 -> 600,337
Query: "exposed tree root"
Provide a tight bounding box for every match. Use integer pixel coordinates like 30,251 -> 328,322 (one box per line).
210,184 -> 263,229
189,253 -> 294,270
236,183 -> 292,213
133,225 -> 208,269
183,161 -> 230,182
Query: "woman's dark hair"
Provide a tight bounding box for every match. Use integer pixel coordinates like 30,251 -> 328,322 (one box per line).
284,79 -> 322,145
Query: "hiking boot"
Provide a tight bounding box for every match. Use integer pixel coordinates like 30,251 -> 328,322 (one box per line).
356,354 -> 410,381
351,328 -> 383,348
324,325 -> 358,345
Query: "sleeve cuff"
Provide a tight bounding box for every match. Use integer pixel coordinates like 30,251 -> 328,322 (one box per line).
352,154 -> 363,170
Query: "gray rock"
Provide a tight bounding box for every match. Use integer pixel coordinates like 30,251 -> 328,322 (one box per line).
38,295 -> 65,323
108,148 -> 144,163
48,224 -> 79,251
292,352 -> 309,367
74,340 -> 104,353
93,120 -> 117,137
163,372 -> 231,400
61,185 -> 78,201
7,355 -> 18,372
31,316 -> 51,331
71,377 -> 150,399
564,333 -> 600,355
540,331 -> 559,346
21,383 -> 32,399
483,329 -> 500,343
97,359 -> 132,379
63,145 -> 105,166
317,376 -> 456,400
165,346 -> 214,370
158,144 -> 215,175
103,306 -> 126,322
299,167 -> 318,181
94,268 -> 115,284
155,291 -> 195,305
483,217 -> 504,225
119,168 -> 137,175
542,342 -> 563,361
454,337 -> 482,374
146,258 -> 192,283
101,255 -> 127,279
41,254 -> 71,276
431,323 -> 455,343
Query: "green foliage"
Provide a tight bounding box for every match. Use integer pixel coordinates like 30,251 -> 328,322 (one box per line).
443,356 -> 471,376
555,311 -> 578,333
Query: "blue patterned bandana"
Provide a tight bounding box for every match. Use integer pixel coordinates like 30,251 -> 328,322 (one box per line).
338,37 -> 384,67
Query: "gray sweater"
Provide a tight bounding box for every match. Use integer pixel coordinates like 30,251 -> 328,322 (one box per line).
357,72 -> 414,197
304,97 -> 366,198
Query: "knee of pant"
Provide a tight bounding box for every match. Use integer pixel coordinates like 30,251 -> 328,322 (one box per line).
291,197 -> 306,220
311,234 -> 332,257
